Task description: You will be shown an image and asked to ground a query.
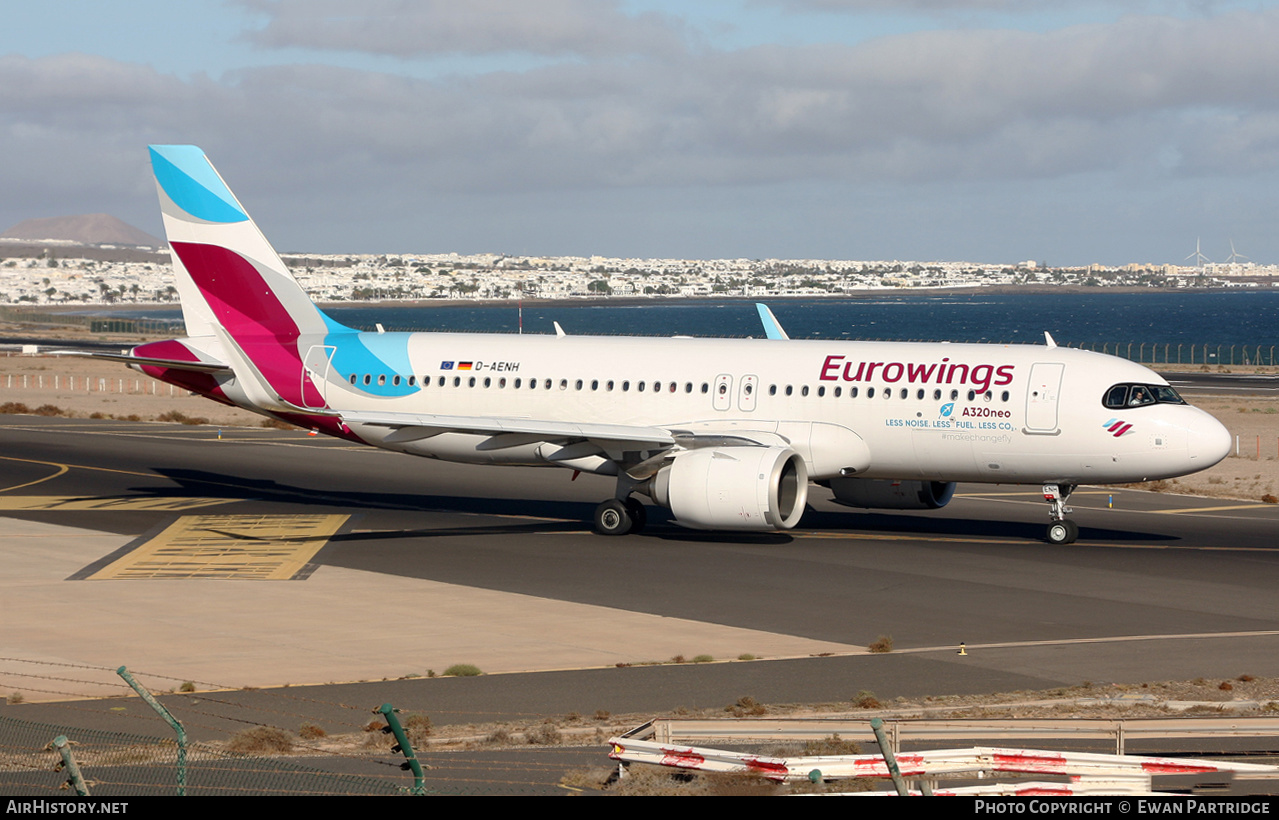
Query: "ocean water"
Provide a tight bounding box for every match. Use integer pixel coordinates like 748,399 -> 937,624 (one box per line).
91,290 -> 1279,362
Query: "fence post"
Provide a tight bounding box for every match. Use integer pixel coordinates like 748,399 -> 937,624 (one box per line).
49,736 -> 91,796
117,666 -> 187,796
377,703 -> 427,795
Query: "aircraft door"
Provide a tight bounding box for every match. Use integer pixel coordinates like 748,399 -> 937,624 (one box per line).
1025,362 -> 1064,434
302,345 -> 336,409
713,374 -> 733,411
738,375 -> 758,412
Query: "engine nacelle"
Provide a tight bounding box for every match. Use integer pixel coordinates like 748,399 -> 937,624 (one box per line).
648,446 -> 808,531
827,478 -> 956,510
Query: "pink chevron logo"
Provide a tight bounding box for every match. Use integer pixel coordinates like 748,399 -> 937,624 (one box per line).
1103,418 -> 1133,437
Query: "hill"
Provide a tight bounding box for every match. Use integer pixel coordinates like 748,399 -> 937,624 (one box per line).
1,214 -> 161,247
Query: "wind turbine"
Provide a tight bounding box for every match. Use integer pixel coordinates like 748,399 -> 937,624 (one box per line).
1184,237 -> 1210,268
1226,239 -> 1249,265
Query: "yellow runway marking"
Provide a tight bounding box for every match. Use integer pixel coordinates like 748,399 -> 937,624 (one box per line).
957,490 -> 1112,497
0,457 -> 68,493
88,514 -> 349,580
1145,503 -> 1279,514
0,495 -> 235,511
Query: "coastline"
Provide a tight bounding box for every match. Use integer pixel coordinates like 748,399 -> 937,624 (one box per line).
7,281 -> 1279,318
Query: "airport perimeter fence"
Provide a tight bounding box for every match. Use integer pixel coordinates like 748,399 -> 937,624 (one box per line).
0,714 -> 406,797
0,307 -> 183,337
1073,342 -> 1279,367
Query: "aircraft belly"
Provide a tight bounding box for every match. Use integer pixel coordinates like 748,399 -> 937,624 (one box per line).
377,430 -> 546,466
907,428 -> 977,480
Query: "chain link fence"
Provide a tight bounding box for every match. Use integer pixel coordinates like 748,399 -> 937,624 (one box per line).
0,715 -> 405,797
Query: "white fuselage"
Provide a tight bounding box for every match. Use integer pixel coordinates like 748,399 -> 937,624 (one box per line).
295,331 -> 1230,487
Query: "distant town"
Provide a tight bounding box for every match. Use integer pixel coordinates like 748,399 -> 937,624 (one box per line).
1,233 -> 1276,308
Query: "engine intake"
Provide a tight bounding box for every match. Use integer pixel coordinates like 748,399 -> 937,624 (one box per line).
649,446 -> 808,531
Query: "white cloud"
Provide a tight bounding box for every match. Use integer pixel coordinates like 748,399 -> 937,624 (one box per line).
237,0 -> 690,59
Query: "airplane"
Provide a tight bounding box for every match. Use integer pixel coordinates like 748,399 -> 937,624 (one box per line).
96,145 -> 1233,544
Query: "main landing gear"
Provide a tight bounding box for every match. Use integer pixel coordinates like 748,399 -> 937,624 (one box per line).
593,497 -> 647,536
1042,483 -> 1078,544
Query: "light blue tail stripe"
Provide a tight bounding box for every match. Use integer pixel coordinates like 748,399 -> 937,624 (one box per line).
149,145 -> 248,224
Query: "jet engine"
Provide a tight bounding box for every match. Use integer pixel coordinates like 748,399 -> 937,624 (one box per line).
827,478 -> 956,510
647,446 -> 808,531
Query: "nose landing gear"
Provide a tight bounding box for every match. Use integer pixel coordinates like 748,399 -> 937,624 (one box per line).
1043,483 -> 1077,544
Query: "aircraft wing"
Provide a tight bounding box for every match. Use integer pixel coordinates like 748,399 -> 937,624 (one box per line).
339,410 -> 677,448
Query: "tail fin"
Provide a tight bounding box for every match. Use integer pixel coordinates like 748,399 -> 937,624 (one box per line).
149,145 -> 333,339
149,145 -> 345,411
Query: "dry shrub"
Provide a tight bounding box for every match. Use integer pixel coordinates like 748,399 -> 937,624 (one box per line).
853,690 -> 881,709
403,713 -> 432,746
726,696 -> 768,717
443,663 -> 481,677
298,722 -> 327,740
527,721 -> 562,745
0,402 -> 31,414
34,404 -> 64,416
227,726 -> 293,755
804,734 -> 862,756
1262,494 -> 1278,504
157,410 -> 208,425
868,635 -> 894,653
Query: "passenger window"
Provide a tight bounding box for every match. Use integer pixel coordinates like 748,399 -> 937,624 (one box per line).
801,386 -> 809,397
349,374 -> 357,385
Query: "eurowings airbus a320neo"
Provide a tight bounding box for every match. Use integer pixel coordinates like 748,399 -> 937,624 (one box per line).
96,146 -> 1232,543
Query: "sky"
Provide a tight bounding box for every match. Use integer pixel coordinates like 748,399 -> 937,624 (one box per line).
3,0 -> 1279,266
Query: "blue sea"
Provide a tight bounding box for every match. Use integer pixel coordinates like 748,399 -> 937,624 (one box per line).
91,290 -> 1279,365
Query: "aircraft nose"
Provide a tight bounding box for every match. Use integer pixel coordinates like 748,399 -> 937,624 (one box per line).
1187,410 -> 1231,469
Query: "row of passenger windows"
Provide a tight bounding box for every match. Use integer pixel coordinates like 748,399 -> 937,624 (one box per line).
346,372 -> 1012,403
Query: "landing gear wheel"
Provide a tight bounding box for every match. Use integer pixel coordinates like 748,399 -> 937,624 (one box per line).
1046,519 -> 1078,545
624,498 -> 647,534
594,499 -> 632,536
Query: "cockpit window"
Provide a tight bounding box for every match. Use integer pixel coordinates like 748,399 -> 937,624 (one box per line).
1102,383 -> 1186,409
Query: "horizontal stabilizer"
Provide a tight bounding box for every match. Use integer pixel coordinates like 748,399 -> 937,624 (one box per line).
52,350 -> 230,374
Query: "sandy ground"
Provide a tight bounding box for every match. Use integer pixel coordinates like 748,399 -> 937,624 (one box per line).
2,351 -> 1277,502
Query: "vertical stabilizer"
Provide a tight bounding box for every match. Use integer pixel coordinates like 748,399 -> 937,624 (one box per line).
149,145 -> 342,409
